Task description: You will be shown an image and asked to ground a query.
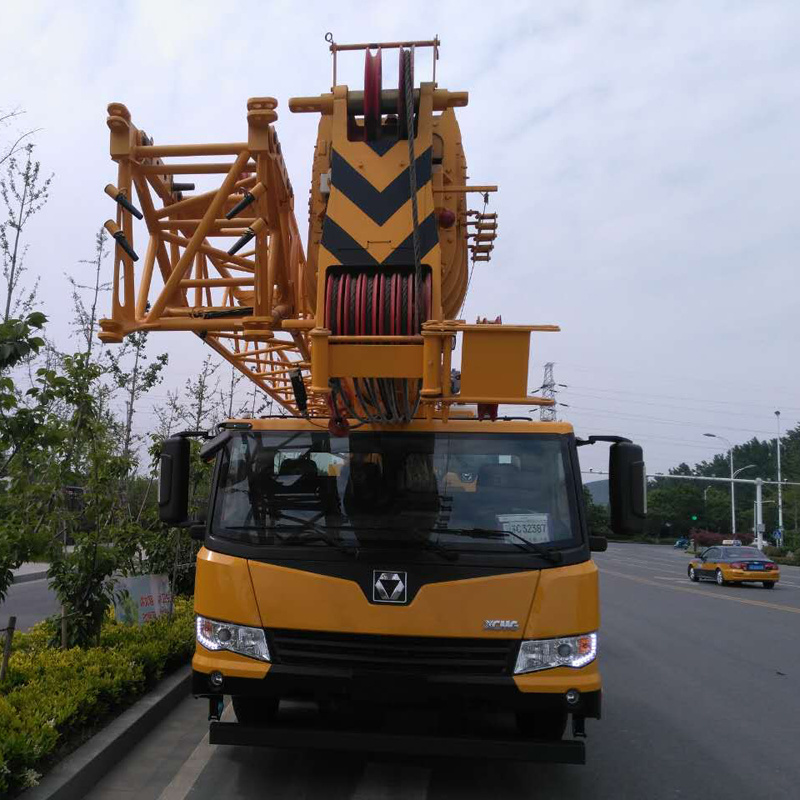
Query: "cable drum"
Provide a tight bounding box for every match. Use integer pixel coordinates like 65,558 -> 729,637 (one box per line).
324,265 -> 428,424
325,268 -> 430,335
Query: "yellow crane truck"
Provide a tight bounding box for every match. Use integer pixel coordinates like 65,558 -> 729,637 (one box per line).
100,36 -> 646,764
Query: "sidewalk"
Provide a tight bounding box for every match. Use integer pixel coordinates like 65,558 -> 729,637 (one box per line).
12,561 -> 49,583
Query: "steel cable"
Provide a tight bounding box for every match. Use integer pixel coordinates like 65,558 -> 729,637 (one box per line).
403,48 -> 423,332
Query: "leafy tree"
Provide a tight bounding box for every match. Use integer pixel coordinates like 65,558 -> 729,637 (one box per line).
142,360 -> 224,597
241,381 -> 272,418
0,311 -> 47,600
0,143 -> 52,321
218,365 -> 245,419
108,332 -> 168,463
68,227 -> 110,362
645,426 -> 800,540
0,108 -> 38,168
23,353 -> 132,646
645,479 -> 704,538
582,487 -> 611,537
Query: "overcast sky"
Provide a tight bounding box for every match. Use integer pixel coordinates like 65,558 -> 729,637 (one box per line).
1,0 -> 798,476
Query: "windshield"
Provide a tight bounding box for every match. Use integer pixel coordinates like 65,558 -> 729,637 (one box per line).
722,547 -> 764,559
210,430 -> 580,554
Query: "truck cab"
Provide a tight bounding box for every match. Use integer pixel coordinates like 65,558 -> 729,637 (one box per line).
161,417 -> 645,762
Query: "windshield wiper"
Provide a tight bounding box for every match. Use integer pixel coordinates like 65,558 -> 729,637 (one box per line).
274,529 -> 359,558
448,528 -> 564,564
222,520 -> 456,561
344,527 -> 458,562
223,515 -> 358,558
273,513 -> 359,557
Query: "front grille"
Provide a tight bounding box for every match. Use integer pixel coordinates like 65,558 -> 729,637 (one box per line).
269,629 -> 515,676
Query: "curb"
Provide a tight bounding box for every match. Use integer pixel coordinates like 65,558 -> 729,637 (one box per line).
12,570 -> 48,585
25,665 -> 192,800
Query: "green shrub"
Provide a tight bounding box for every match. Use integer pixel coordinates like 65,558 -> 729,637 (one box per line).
0,598 -> 194,795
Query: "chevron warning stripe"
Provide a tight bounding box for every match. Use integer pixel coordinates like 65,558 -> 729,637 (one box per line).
321,213 -> 438,267
330,147 -> 433,226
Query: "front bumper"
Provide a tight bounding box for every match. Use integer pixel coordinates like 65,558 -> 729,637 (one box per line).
192,657 -> 602,720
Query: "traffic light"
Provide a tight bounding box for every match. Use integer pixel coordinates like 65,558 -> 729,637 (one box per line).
691,514 -> 698,522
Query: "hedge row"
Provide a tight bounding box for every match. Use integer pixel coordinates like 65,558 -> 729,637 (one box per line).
0,598 -> 194,795
690,530 -> 755,547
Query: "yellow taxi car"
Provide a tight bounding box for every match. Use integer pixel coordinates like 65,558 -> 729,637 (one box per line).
688,545 -> 780,589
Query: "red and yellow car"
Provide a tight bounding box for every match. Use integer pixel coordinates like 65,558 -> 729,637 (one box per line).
688,545 -> 779,589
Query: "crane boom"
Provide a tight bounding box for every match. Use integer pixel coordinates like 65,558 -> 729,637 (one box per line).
99,38 -> 558,425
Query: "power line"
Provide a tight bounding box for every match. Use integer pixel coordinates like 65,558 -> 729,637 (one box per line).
561,363 -> 800,400
562,403 -> 779,436
561,388 -> 795,420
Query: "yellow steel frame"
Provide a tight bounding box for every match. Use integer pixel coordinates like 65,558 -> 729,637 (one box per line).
99,40 -> 560,422
99,98 -> 317,415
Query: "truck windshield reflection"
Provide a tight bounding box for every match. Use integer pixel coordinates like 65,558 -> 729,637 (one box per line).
211,431 -> 577,553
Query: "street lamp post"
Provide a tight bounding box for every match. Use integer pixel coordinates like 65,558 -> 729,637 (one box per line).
753,499 -> 776,546
732,465 -> 757,537
775,411 -> 783,534
704,433 -> 735,534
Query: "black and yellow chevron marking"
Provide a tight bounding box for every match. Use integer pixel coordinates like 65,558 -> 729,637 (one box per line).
321,146 -> 438,267
365,137 -> 400,157
322,214 -> 438,267
329,148 -> 432,226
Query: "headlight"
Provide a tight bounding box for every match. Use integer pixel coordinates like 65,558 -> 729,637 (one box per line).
196,615 -> 270,662
514,632 -> 597,674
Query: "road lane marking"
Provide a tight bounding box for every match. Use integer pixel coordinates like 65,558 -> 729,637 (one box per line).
602,553 -> 691,567
156,703 -> 232,800
598,568 -> 800,614
610,549 -> 688,561
353,762 -> 431,800
598,556 -> 688,575
607,548 -> 690,562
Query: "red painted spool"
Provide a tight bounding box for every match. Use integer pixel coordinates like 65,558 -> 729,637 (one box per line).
341,274 -> 351,334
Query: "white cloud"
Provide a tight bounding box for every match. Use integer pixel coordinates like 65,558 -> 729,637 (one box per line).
1,0 -> 798,472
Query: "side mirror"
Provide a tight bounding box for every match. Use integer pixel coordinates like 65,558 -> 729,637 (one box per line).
609,441 -> 646,537
589,535 -> 608,552
159,436 -> 190,525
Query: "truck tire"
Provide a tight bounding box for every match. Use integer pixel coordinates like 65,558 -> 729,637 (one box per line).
515,710 -> 568,740
232,696 -> 279,725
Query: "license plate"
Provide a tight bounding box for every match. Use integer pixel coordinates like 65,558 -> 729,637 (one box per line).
747,564 -> 763,571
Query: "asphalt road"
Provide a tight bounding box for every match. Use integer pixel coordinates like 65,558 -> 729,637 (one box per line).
84,543 -> 800,800
0,576 -> 59,631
